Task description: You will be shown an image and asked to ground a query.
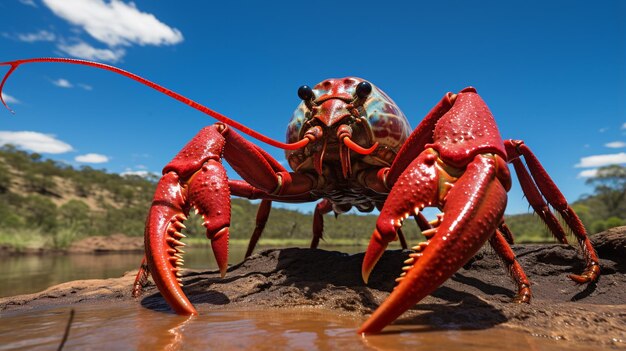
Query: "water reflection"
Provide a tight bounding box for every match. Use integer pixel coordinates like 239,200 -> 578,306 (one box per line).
0,253 -> 144,297
0,303 -> 595,350
135,312 -> 193,351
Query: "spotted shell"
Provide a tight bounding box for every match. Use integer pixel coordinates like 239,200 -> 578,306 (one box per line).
285,77 -> 412,168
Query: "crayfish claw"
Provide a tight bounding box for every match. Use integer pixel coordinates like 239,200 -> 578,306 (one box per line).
143,126 -> 233,315
361,229 -> 389,284
186,159 -> 231,278
144,172 -> 197,315
209,227 -> 230,278
359,154 -> 508,334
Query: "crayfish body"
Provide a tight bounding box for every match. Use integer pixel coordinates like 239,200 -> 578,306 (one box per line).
0,58 -> 600,334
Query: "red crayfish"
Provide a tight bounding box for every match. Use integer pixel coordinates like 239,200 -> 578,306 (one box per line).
0,58 -> 600,334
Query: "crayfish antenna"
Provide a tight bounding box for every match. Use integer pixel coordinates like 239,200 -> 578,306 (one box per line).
0,62 -> 19,114
0,58 -> 311,150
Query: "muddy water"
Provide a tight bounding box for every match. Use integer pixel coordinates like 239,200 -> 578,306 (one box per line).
0,303 -> 593,351
0,246 -> 613,350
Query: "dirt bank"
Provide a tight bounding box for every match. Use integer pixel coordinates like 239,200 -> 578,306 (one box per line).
67,233 -> 143,253
2,227 -> 625,348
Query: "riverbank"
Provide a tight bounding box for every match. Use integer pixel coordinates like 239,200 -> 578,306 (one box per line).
0,233 -> 375,256
1,226 -> 600,256
0,233 -> 143,255
2,227 -> 624,349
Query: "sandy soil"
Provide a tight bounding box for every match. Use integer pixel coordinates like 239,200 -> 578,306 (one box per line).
2,227 -> 625,348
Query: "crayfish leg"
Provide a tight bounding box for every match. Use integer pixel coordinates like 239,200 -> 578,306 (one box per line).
489,230 -> 532,303
505,140 -> 600,283
132,255 -> 150,298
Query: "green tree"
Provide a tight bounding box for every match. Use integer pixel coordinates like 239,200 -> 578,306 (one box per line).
585,164 -> 626,219
73,178 -> 93,197
24,172 -> 58,196
0,162 -> 12,193
22,195 -> 58,232
0,201 -> 24,227
59,199 -> 91,231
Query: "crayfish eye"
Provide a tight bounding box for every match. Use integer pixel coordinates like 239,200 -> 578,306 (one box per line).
355,81 -> 372,100
297,85 -> 314,101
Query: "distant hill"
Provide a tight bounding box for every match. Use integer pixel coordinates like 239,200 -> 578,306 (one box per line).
0,145 -> 620,251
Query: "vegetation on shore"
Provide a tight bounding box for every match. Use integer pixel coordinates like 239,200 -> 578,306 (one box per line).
0,146 -> 623,252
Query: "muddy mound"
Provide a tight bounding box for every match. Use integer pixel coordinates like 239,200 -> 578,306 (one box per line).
2,227 -> 625,348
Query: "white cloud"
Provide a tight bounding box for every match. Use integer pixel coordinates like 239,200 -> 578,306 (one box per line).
12,0 -> 182,63
1,93 -> 19,104
120,169 -> 156,178
575,152 -> 626,168
58,41 -> 125,63
0,131 -> 73,154
75,153 -> 109,163
605,141 -> 626,149
50,77 -> 95,90
577,169 -> 598,178
622,123 -> 626,130
120,166 -> 158,179
42,0 -> 183,47
78,83 -> 93,91
17,30 -> 56,42
19,0 -> 37,7
52,78 -> 73,88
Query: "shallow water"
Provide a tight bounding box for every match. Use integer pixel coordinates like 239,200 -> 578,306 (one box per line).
0,252 -> 144,297
0,303 -> 594,351
0,245 -> 613,350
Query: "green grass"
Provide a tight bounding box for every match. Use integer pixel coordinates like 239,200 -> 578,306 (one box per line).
184,237 -> 371,248
52,227 -> 85,249
0,228 -> 52,252
0,227 -> 86,252
0,227 -> 558,253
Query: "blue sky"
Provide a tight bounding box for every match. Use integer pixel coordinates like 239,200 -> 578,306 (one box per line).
0,0 -> 624,215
